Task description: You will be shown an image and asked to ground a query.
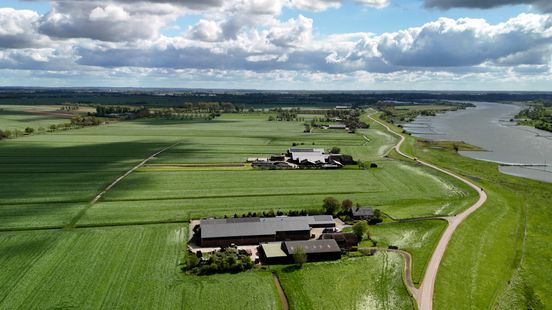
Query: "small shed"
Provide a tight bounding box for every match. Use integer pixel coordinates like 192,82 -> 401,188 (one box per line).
352,207 -> 374,220
259,242 -> 290,264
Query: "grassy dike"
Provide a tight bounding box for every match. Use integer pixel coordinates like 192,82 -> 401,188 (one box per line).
368,112 -> 552,309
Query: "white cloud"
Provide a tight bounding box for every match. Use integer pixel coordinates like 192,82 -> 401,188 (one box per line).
1,2 -> 551,89
0,8 -> 49,48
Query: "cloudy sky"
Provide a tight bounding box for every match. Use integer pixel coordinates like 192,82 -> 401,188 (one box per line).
0,0 -> 551,90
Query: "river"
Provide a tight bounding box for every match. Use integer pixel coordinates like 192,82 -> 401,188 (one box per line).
402,102 -> 552,183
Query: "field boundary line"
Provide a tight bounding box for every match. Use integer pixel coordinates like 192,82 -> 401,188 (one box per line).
367,111 -> 487,310
65,142 -> 180,228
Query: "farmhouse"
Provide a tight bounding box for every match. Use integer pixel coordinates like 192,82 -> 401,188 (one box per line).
352,207 -> 374,220
259,239 -> 342,264
326,124 -> 348,130
199,215 -> 335,247
250,147 -> 352,169
287,148 -> 328,164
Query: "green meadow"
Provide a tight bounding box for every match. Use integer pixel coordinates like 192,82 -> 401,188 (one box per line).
369,220 -> 448,286
275,253 -> 414,309
0,108 -> 487,309
0,224 -> 281,310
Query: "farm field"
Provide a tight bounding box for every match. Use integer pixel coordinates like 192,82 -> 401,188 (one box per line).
0,224 -> 281,310
0,110 -> 484,309
275,253 -> 413,309
80,161 -> 475,226
369,220 -> 448,286
372,113 -> 552,309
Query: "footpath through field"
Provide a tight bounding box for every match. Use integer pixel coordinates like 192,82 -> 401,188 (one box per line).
367,111 -> 487,310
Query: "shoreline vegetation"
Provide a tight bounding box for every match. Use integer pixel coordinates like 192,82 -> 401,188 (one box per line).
515,104 -> 552,133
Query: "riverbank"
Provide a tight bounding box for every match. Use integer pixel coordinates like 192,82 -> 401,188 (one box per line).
402,102 -> 552,183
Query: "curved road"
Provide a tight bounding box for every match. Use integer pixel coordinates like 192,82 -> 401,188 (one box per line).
367,112 -> 487,310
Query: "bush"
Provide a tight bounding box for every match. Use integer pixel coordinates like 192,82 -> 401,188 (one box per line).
330,147 -> 341,154
186,248 -> 254,275
370,163 -> 378,168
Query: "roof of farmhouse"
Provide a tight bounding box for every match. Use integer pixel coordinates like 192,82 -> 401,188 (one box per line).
200,216 -> 335,239
288,148 -> 328,163
352,207 -> 374,217
284,239 -> 341,254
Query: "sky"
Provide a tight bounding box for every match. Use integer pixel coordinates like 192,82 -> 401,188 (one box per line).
0,0 -> 551,90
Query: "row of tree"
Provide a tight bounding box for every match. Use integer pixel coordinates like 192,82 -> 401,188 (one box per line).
0,116 -> 105,141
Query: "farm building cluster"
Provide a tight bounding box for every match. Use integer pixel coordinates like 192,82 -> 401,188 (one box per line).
247,148 -> 356,169
190,213 -> 374,264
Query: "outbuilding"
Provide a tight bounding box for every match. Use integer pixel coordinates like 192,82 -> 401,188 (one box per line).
352,207 -> 374,221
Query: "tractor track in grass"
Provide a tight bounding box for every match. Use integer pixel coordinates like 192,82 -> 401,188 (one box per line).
271,273 -> 289,310
65,142 -> 180,228
367,111 -> 487,310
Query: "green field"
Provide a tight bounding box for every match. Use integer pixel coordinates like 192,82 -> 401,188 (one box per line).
0,224 -> 281,309
0,105 -> 80,131
275,253 -> 414,309
369,220 -> 448,285
0,110 -> 487,309
371,112 -> 552,309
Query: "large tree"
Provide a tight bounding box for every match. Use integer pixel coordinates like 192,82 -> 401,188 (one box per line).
352,221 -> 369,240
323,197 -> 340,215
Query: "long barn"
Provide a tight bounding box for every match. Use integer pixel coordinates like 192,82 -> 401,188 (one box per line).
199,216 -> 335,247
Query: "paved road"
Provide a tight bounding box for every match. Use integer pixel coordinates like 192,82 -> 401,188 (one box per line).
368,112 -> 487,310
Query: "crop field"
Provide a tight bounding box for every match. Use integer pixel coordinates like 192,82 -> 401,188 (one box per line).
0,224 -> 281,309
275,253 -> 413,309
369,220 -> 448,285
0,105 -> 87,131
0,110 -> 482,309
79,160 -> 474,226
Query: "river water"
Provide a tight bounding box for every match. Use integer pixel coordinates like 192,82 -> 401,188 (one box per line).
402,102 -> 552,183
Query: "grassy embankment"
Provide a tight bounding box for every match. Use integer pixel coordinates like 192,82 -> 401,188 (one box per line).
369,112 -> 552,309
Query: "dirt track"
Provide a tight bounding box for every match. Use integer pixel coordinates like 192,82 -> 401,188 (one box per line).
368,112 -> 487,310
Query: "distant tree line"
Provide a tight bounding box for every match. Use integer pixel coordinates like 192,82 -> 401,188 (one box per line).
268,108 -> 305,122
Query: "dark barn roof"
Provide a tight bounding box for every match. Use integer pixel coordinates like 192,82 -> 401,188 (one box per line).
200,216 -> 335,239
284,239 -> 341,255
